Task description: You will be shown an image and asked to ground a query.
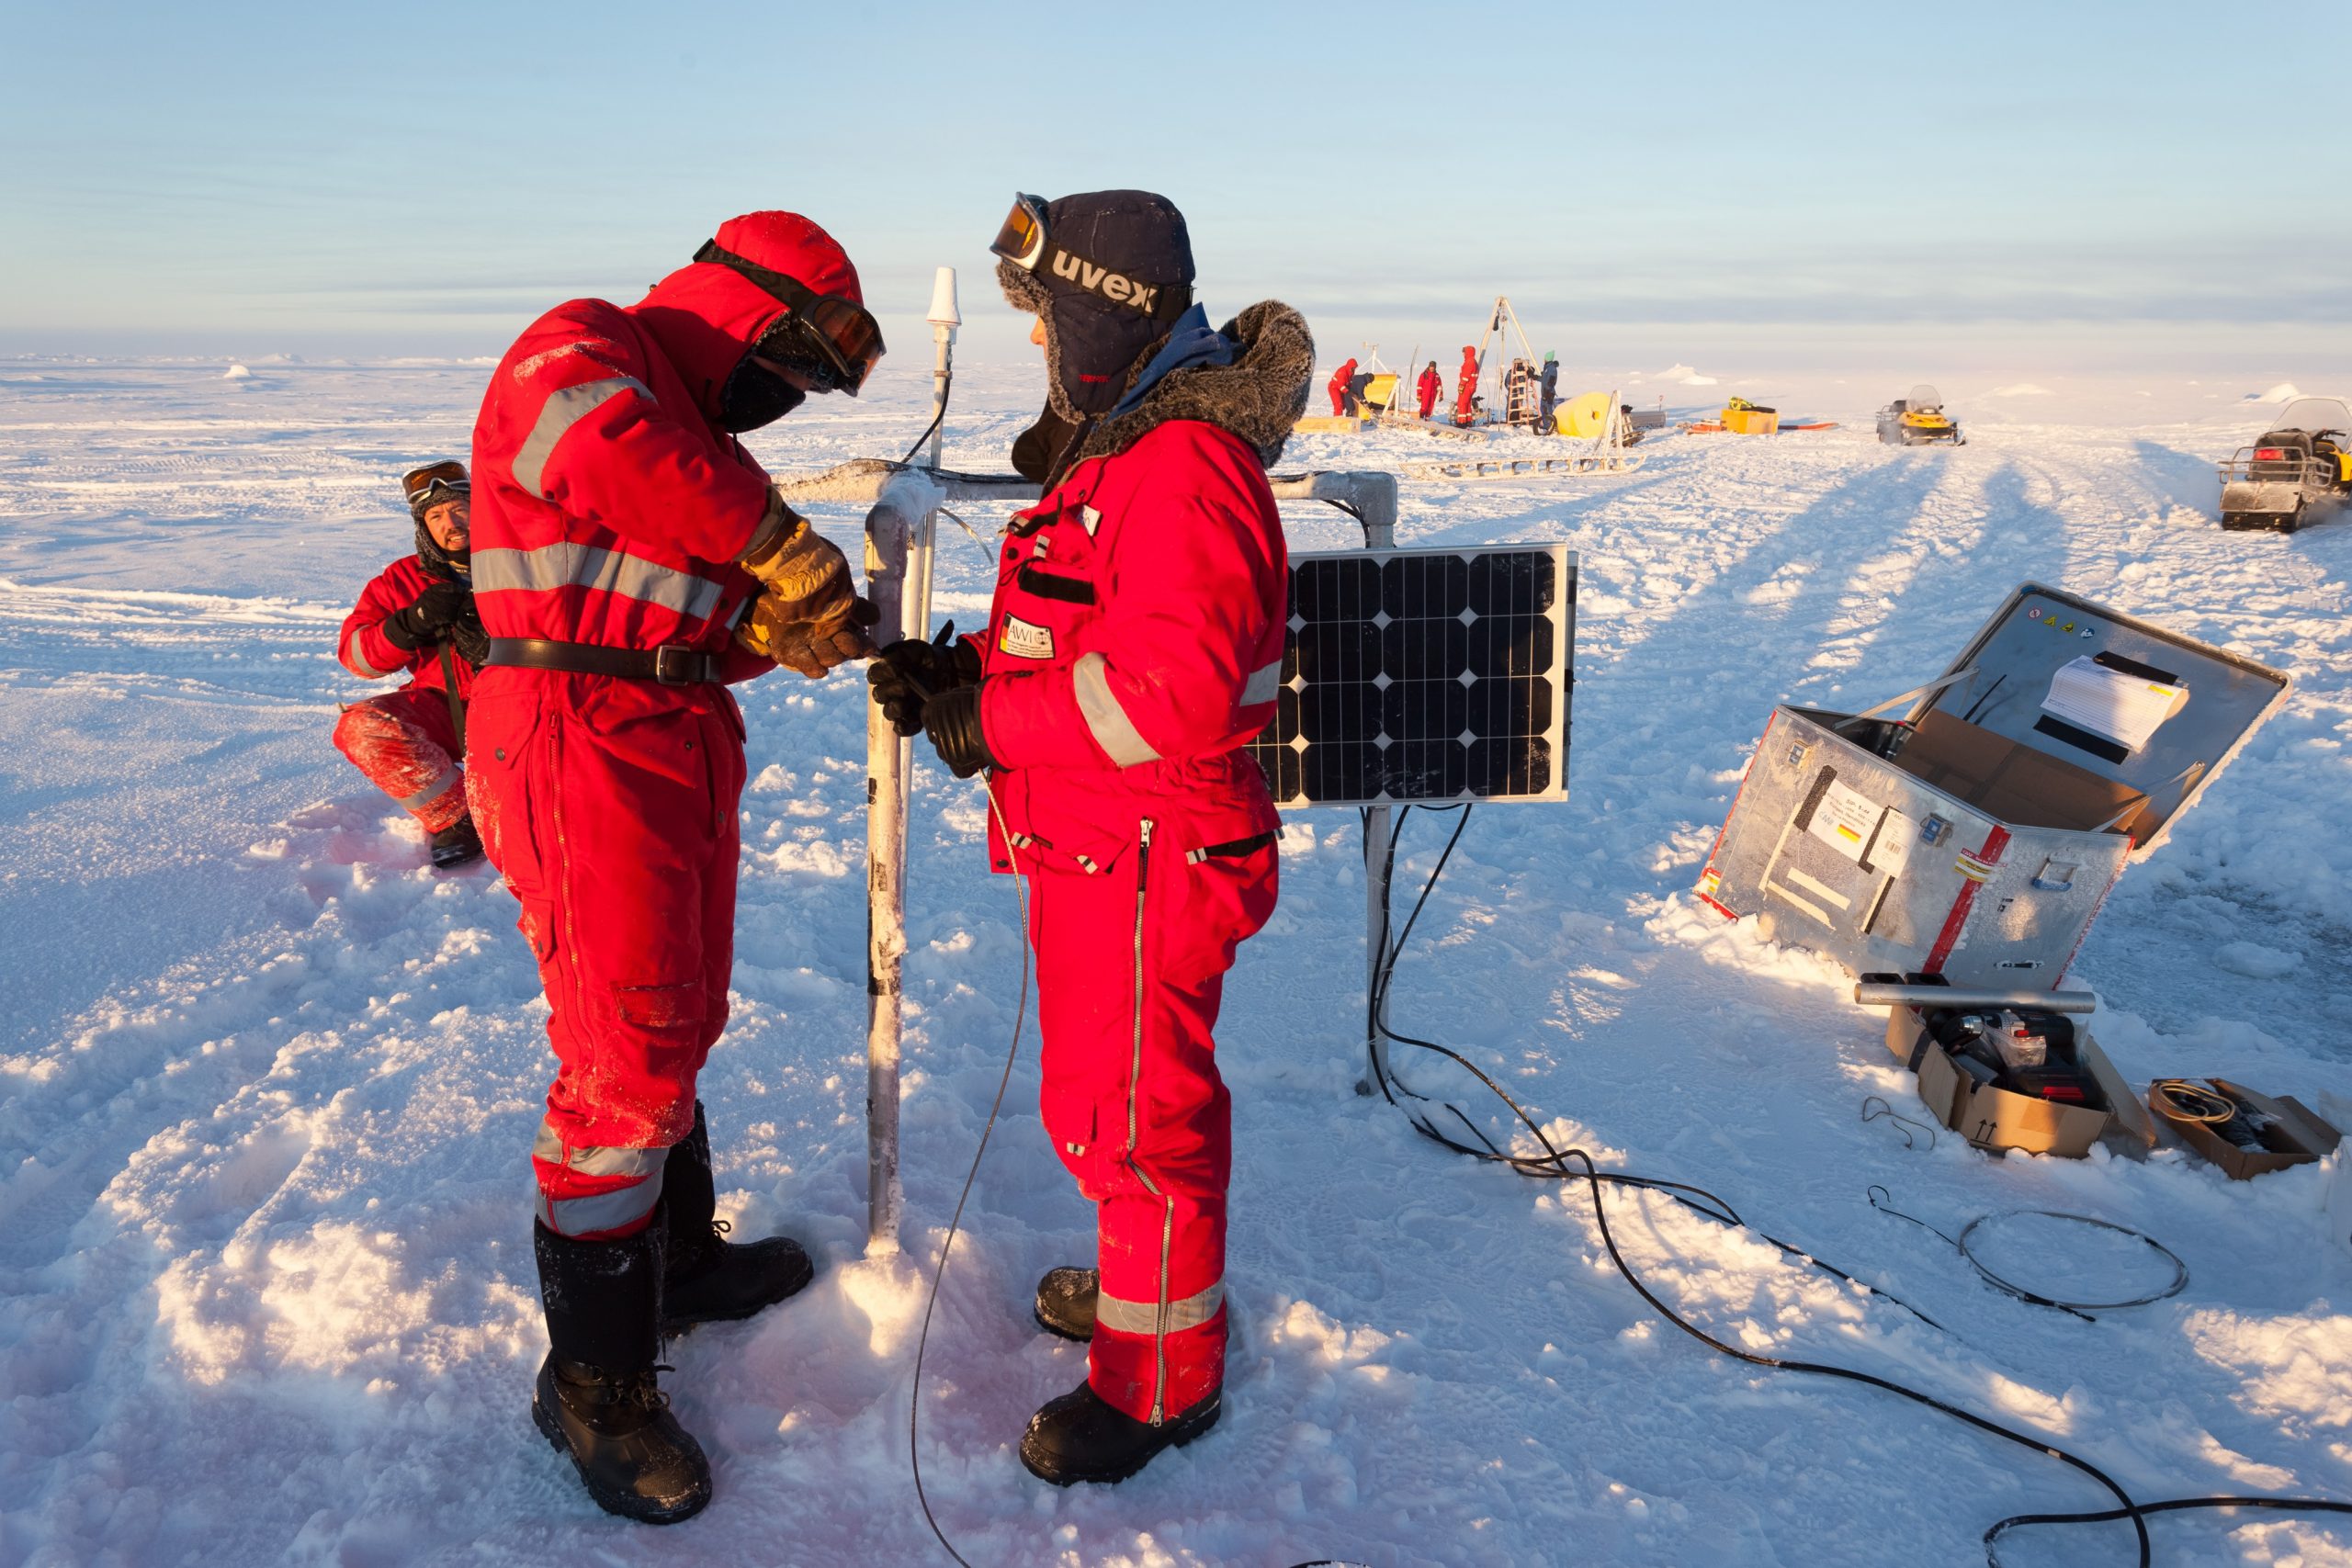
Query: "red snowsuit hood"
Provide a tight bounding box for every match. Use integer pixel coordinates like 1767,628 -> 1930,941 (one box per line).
628,210 -> 865,427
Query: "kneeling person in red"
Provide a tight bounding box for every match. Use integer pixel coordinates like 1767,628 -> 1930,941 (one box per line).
333,461 -> 486,868
468,210 -> 883,1524
872,189 -> 1312,1485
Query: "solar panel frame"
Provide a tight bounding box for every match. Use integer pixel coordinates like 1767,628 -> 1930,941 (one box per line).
1248,543 -> 1576,808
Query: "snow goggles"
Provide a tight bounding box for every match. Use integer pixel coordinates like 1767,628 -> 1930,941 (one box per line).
693,239 -> 884,396
401,460 -> 469,511
988,193 -> 1191,322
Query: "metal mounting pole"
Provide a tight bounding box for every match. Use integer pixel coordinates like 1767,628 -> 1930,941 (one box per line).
908,268 -> 959,644
1354,478 -> 1398,1094
862,482 -> 918,1253
863,272 -> 959,1255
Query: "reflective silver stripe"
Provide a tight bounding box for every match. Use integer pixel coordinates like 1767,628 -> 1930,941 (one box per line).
1095,1280 -> 1224,1337
1239,658 -> 1283,706
1072,651 -> 1161,767
396,767 -> 460,812
537,1169 -> 664,1236
531,1120 -> 670,1181
512,375 -> 651,498
472,541 -> 728,623
344,626 -> 396,679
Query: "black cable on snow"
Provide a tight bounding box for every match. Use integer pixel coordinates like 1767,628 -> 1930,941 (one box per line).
1362,805 -> 2352,1566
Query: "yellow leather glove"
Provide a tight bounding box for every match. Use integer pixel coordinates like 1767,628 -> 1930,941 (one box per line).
735,491 -> 879,677
741,493 -> 859,621
737,591 -> 879,679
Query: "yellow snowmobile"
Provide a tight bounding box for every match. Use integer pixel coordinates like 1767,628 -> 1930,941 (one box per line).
2219,396 -> 2352,532
1876,384 -> 1964,446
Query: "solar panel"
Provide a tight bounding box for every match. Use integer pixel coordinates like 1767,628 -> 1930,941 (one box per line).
1247,544 -> 1576,807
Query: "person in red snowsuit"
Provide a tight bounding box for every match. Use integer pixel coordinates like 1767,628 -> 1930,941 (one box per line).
872,190 -> 1311,1487
1453,344 -> 1480,425
1416,360 -> 1442,420
1328,355 -> 1356,416
467,210 -> 883,1525
334,461 -> 485,867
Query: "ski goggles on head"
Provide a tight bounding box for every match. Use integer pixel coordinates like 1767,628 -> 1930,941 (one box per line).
401,459 -> 469,511
693,239 -> 885,396
989,194 -> 1051,270
987,193 -> 1192,322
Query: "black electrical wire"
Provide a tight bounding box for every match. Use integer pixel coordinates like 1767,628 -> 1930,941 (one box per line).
1361,806 -> 2352,1566
898,373 -> 953,468
1867,1187 -> 2188,1319
1317,495 -> 1370,544
909,791 -> 1029,1568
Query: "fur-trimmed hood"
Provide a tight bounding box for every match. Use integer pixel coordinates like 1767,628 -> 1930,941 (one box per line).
1065,300 -> 1315,477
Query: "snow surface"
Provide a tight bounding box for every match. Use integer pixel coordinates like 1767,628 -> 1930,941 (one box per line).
5,359 -> 2352,1567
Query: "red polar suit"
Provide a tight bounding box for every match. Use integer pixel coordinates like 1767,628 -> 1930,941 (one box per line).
1326,356 -> 1356,416
1453,346 -> 1480,425
1416,362 -> 1442,420
464,216 -> 842,1241
975,314 -> 1308,1424
335,557 -> 476,832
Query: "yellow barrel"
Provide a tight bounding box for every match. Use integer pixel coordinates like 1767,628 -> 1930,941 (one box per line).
1555,391 -> 1613,438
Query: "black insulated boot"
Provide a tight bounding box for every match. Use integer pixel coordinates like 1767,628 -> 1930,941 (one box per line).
661,1102 -> 813,1335
429,815 -> 483,868
532,1218 -> 711,1525
1019,1379 -> 1221,1486
1035,1266 -> 1099,1341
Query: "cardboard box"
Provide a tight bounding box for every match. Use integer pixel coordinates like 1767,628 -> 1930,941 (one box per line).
1892,711 -> 2152,839
1887,1008 -> 2155,1157
2149,1078 -> 2341,1179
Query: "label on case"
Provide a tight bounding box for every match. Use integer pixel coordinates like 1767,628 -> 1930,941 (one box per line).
1805,778 -> 1883,863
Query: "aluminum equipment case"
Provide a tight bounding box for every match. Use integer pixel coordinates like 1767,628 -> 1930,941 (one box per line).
1696,582 -> 2290,987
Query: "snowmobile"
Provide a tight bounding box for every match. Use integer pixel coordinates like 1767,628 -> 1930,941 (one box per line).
2218,396 -> 2352,532
1876,384 -> 1964,446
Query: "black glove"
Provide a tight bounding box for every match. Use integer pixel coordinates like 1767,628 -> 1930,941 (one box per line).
382,581 -> 470,651
868,621 -> 981,738
448,602 -> 490,668
922,684 -> 998,779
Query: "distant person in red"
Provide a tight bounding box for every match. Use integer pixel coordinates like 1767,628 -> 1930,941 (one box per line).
1328,355 -> 1356,416
1415,360 -> 1442,420
333,461 -> 484,868
1453,345 -> 1480,426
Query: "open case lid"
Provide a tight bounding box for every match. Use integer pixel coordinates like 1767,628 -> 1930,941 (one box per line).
1908,581 -> 2291,858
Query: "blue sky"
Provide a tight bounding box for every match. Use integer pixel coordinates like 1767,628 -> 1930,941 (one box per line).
3,0 -> 2346,369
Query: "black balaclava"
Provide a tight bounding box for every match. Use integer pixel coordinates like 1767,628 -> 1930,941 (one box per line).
410,482 -> 471,581
998,190 -> 1194,482
717,355 -> 807,432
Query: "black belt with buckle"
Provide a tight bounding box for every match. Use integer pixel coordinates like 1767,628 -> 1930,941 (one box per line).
484,637 -> 723,685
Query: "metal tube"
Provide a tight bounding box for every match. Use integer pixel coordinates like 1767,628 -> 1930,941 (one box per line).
907,316 -> 955,645
1854,982 -> 2098,1014
863,490 -> 914,1253
864,275 -> 963,1255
